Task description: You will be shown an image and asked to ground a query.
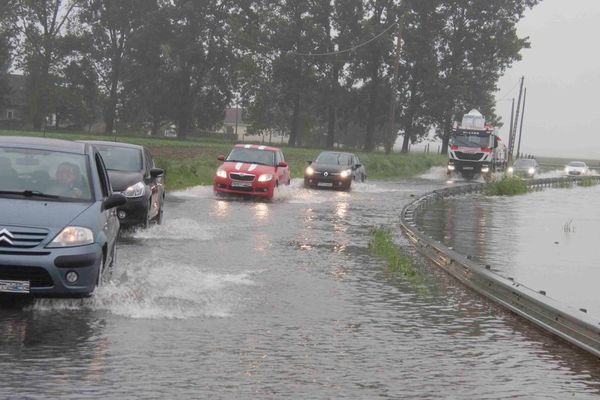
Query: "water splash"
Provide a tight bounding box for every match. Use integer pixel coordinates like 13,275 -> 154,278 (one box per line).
123,218 -> 213,241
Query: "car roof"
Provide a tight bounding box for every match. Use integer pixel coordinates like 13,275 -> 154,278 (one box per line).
79,140 -> 145,150
318,151 -> 355,156
233,144 -> 281,152
0,136 -> 89,155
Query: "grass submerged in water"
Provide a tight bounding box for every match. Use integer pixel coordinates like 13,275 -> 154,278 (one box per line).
485,176 -> 529,196
368,227 -> 416,277
579,176 -> 598,187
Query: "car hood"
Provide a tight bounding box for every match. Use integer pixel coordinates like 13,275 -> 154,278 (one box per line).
108,170 -> 144,192
311,163 -> 348,173
218,162 -> 276,176
0,197 -> 93,230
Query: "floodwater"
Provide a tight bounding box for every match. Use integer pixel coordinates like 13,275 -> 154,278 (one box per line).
416,180 -> 600,319
1,175 -> 600,399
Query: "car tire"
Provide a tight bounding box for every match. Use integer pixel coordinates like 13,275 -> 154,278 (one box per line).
156,199 -> 164,225
141,201 -> 152,229
361,173 -> 366,183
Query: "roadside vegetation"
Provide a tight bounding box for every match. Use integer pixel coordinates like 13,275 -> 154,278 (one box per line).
1,129 -> 446,191
579,176 -> 598,187
368,227 -> 416,277
485,176 -> 529,196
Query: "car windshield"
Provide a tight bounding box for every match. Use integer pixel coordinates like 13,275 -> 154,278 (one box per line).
514,159 -> 536,168
226,148 -> 275,165
0,146 -> 92,201
95,145 -> 143,172
316,152 -> 352,165
568,162 -> 586,167
451,132 -> 491,148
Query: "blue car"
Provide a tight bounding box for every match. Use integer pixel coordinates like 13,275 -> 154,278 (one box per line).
0,136 -> 126,297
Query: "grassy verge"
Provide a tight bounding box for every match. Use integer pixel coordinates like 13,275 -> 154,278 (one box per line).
368,227 -> 416,277
579,176 -> 598,187
485,176 -> 529,196
1,129 -> 446,191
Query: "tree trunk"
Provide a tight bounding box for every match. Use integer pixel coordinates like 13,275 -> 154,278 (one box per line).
364,61 -> 380,152
401,121 -> 412,153
440,116 -> 453,154
289,93 -> 301,146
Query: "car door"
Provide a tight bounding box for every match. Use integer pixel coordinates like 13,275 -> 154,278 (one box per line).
95,152 -> 119,256
144,149 -> 161,219
277,151 -> 289,184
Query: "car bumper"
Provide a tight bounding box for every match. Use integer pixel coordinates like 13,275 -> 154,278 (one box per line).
213,178 -> 275,197
567,170 -> 582,176
116,195 -> 149,227
0,244 -> 103,296
304,175 -> 351,188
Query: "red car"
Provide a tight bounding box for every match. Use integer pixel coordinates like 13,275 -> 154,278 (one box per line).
213,144 -> 291,198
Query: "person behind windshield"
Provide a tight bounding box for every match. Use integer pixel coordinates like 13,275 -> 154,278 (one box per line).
55,162 -> 85,198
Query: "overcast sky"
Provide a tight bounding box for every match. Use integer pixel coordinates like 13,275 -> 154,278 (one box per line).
495,0 -> 600,159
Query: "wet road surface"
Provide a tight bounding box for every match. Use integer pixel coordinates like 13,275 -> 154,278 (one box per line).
2,174 -> 600,399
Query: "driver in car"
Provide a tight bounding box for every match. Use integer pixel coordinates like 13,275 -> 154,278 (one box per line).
55,162 -> 85,198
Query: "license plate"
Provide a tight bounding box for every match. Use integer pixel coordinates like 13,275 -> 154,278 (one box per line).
317,182 -> 333,187
231,182 -> 252,188
462,166 -> 474,170
0,279 -> 30,294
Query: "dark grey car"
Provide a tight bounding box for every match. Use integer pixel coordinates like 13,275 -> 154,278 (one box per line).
304,151 -> 366,191
80,141 -> 165,228
0,136 -> 125,297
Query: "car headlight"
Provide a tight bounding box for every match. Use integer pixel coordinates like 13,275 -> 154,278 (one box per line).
528,168 -> 535,175
123,181 -> 145,198
305,166 -> 314,176
481,167 -> 490,173
564,167 -> 569,173
447,165 -> 455,171
47,226 -> 94,248
216,169 -> 228,178
340,169 -> 352,178
507,167 -> 514,173
257,174 -> 273,182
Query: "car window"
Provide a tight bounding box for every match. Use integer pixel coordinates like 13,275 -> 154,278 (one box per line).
227,148 -> 275,166
316,152 -> 352,165
279,152 -> 285,162
95,153 -> 110,198
0,146 -> 92,201
95,145 -> 143,172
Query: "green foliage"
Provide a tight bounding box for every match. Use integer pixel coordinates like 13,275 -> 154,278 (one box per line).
485,176 -> 529,196
368,227 -> 416,277
579,176 -> 598,187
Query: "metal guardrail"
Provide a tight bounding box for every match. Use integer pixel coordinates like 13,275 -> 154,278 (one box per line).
400,175 -> 600,357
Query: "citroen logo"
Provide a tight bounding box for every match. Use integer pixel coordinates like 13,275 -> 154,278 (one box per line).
324,172 -> 329,177
0,228 -> 15,245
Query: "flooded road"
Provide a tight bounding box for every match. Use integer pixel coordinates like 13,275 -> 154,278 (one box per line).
2,176 -> 600,399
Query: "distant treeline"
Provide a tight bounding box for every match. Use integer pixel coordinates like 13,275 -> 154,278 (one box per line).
0,0 -> 538,152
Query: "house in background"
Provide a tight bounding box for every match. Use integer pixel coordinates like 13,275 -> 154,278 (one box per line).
0,74 -> 27,129
220,107 -> 288,144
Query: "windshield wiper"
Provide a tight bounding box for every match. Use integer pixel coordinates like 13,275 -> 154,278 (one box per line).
0,190 -> 60,199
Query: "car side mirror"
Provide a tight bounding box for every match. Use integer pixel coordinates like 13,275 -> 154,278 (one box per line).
150,168 -> 164,178
354,164 -> 362,170
103,193 -> 126,211
217,155 -> 225,161
278,161 -> 288,168
307,160 -> 312,165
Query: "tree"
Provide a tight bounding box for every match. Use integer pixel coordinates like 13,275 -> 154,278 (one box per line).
432,0 -> 538,154
13,0 -> 80,129
78,0 -> 158,134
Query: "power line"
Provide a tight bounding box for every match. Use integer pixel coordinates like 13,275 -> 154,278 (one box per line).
496,79 -> 521,103
292,21 -> 399,57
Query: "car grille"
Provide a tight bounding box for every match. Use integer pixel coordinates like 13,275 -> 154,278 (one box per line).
0,227 -> 48,249
229,173 -> 255,181
315,171 -> 340,176
454,152 -> 483,161
0,265 -> 53,287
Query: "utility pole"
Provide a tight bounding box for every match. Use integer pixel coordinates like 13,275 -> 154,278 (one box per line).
516,87 -> 527,159
508,76 -> 524,162
508,98 -> 514,147
386,13 -> 405,154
